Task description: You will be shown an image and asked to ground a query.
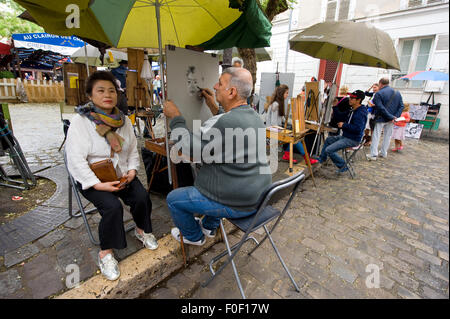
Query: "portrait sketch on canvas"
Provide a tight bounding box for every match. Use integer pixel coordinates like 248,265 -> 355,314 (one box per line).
405,123 -> 424,139
166,46 -> 219,131
409,104 -> 429,121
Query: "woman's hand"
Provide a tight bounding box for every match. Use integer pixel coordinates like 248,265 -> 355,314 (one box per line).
93,181 -> 122,192
125,169 -> 136,184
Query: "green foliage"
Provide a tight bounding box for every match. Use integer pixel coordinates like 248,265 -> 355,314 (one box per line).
0,70 -> 15,78
260,0 -> 297,11
0,0 -> 44,38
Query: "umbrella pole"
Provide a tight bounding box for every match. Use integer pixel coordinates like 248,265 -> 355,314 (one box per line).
155,0 -> 172,185
84,43 -> 90,77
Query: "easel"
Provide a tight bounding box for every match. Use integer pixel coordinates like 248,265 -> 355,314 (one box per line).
266,95 -> 316,187
126,48 -> 155,138
420,91 -> 441,135
306,82 -> 338,156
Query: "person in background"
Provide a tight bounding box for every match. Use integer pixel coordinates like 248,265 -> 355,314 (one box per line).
111,60 -> 128,90
265,84 -> 318,165
368,78 -> 404,161
232,57 -> 244,68
391,102 -> 410,152
152,75 -> 162,104
115,79 -> 129,115
363,83 -> 380,146
329,85 -> 352,136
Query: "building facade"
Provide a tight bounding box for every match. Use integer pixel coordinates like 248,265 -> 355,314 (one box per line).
256,0 -> 449,138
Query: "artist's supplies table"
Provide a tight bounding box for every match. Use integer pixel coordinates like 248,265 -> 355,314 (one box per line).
145,137 -> 179,190
136,108 -> 156,139
266,127 -> 316,187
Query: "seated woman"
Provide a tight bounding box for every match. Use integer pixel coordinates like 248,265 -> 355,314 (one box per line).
329,85 -> 352,136
265,84 -> 318,164
65,71 -> 158,281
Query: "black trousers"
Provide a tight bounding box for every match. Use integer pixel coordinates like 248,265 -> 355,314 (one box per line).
80,178 -> 153,250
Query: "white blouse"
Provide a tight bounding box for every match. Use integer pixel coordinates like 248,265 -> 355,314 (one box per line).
266,101 -> 283,127
65,114 -> 140,190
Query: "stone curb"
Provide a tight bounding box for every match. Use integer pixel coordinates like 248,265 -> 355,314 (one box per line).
56,222 -> 236,299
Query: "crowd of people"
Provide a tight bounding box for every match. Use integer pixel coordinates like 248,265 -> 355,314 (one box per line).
65,66 -> 408,281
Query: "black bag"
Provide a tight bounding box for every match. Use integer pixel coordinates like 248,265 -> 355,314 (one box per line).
141,147 -> 194,194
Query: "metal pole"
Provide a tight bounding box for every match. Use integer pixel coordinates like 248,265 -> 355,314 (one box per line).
284,9 -> 293,73
155,0 -> 172,185
311,53 -> 342,155
84,43 -> 90,77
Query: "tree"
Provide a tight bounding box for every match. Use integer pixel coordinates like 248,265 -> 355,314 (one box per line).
0,0 -> 43,38
238,0 -> 295,93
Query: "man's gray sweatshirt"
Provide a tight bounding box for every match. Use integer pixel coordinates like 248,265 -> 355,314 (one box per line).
169,105 -> 272,212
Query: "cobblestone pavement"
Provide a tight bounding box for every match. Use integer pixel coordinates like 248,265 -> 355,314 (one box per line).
144,138 -> 449,299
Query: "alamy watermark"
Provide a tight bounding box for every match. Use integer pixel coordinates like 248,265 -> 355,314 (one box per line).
66,4 -> 80,29
365,264 -> 380,289
65,264 -> 80,289
168,120 -> 279,175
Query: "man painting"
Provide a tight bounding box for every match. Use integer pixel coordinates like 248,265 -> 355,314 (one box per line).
317,90 -> 368,173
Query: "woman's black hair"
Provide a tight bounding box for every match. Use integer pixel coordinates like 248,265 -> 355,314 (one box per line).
85,71 -> 118,96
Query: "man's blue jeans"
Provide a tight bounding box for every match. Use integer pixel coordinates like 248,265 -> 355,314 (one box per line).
167,186 -> 256,242
319,135 -> 358,168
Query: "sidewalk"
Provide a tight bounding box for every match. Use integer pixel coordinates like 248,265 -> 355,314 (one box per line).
1,103 -> 449,299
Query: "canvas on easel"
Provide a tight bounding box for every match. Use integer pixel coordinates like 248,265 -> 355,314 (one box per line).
304,81 -> 320,122
292,95 -> 305,134
165,46 -> 219,131
126,48 -> 151,109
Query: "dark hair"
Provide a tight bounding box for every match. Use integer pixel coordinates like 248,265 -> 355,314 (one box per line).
86,71 -> 118,96
265,84 -> 289,117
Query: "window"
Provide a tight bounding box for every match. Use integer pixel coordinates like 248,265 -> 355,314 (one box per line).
408,0 -> 445,8
393,37 -> 434,88
325,0 -> 351,21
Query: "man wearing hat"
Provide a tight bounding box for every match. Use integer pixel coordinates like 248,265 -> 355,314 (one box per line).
317,90 -> 368,173
111,60 -> 128,91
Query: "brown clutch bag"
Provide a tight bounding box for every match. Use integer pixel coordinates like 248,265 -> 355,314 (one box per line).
89,159 -> 118,182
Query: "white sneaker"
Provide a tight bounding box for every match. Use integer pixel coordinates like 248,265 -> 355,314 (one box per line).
98,253 -> 120,281
195,217 -> 216,238
135,229 -> 158,250
171,227 -> 205,246
366,154 -> 377,161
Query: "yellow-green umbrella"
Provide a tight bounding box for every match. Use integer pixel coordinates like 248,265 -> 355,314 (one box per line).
14,0 -> 271,50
